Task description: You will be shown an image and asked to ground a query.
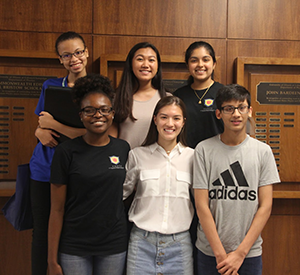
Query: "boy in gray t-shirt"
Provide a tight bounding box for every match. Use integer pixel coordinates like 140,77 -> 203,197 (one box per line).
193,84 -> 280,275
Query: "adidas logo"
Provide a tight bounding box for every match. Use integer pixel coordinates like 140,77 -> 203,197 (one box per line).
209,161 -> 257,201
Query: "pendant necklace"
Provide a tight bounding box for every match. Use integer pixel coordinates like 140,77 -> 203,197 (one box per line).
193,81 -> 214,104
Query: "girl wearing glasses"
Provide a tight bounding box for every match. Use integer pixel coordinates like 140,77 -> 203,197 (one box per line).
123,96 -> 194,275
29,31 -> 88,275
173,41 -> 224,149
113,42 -> 169,149
48,74 -> 130,275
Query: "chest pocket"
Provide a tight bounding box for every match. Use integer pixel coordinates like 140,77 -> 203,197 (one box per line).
137,169 -> 160,197
176,171 -> 192,198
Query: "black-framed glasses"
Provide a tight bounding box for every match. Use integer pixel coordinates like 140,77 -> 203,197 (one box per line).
59,47 -> 86,61
80,106 -> 113,117
221,105 -> 249,114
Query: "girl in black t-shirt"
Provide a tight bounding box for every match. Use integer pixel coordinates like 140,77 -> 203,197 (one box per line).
48,74 -> 130,275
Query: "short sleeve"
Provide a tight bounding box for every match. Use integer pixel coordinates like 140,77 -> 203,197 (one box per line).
123,149 -> 139,199
193,144 -> 209,189
259,146 -> 280,187
50,144 -> 71,185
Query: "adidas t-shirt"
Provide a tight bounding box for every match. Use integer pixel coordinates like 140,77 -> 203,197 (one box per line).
193,135 -> 280,258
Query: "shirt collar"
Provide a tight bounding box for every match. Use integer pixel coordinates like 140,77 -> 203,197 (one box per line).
149,142 -> 185,154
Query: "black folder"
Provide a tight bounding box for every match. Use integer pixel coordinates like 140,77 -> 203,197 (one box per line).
44,86 -> 84,142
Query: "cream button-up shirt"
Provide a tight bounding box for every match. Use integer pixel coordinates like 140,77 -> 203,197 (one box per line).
123,142 -> 194,234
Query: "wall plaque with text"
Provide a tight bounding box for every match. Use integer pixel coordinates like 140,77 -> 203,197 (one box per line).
0,74 -> 55,98
256,82 -> 300,105
163,79 -> 187,93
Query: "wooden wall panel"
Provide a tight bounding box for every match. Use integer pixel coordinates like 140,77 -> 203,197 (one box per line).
0,0 -> 300,274
262,199 -> 300,275
0,0 -> 92,33
0,197 -> 31,275
226,40 -> 300,84
93,0 -> 227,38
93,36 -> 227,85
228,0 -> 300,40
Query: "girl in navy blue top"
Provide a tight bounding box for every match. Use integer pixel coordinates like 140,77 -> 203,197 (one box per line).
29,31 -> 88,275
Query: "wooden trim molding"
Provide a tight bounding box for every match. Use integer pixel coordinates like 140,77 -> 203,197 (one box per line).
0,49 -> 57,59
235,57 -> 300,86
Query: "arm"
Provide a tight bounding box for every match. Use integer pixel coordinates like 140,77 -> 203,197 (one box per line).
39,111 -> 86,139
194,189 -> 227,265
35,126 -> 60,148
123,150 -> 138,200
48,183 -> 67,275
217,184 -> 273,275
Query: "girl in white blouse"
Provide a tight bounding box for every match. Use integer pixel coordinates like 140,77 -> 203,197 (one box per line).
123,95 -> 194,275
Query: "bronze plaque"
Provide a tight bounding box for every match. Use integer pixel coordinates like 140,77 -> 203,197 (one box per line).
257,82 -> 300,105
163,79 -> 187,93
0,74 -> 54,98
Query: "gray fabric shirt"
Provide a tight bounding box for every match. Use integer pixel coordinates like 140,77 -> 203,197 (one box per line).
119,91 -> 161,149
193,135 -> 280,258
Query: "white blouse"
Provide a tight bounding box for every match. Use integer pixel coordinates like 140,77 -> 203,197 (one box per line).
123,142 -> 194,234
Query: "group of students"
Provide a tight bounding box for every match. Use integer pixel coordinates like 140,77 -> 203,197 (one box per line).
28,31 -> 280,275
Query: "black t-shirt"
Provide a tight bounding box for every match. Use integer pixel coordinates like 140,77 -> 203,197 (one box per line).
174,82 -> 224,148
51,136 -> 130,256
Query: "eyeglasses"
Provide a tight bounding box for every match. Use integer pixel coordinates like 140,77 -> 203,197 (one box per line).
59,48 -> 86,61
80,106 -> 113,117
221,105 -> 249,114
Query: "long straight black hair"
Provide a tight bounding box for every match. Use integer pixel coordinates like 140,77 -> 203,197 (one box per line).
114,42 -> 167,123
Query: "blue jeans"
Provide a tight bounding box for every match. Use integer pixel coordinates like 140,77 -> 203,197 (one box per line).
59,251 -> 126,275
197,249 -> 262,275
127,225 -> 193,275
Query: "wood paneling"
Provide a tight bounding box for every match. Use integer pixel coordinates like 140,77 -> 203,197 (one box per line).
93,0 -> 227,38
235,57 -> 300,182
0,0 -> 92,33
226,40 -> 300,84
0,197 -> 31,275
262,211 -> 300,275
228,0 -> 300,40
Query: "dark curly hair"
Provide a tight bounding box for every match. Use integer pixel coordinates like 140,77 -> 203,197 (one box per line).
72,73 -> 115,108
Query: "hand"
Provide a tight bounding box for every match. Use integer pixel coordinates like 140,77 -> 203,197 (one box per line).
48,262 -> 64,275
217,251 -> 244,275
35,127 -> 59,148
38,111 -> 55,129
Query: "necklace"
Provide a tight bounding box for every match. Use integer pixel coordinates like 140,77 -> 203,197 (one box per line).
193,82 -> 214,104
163,144 -> 177,155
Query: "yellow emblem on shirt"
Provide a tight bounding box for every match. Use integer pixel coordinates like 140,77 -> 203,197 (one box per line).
204,99 -> 213,107
109,156 -> 120,165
